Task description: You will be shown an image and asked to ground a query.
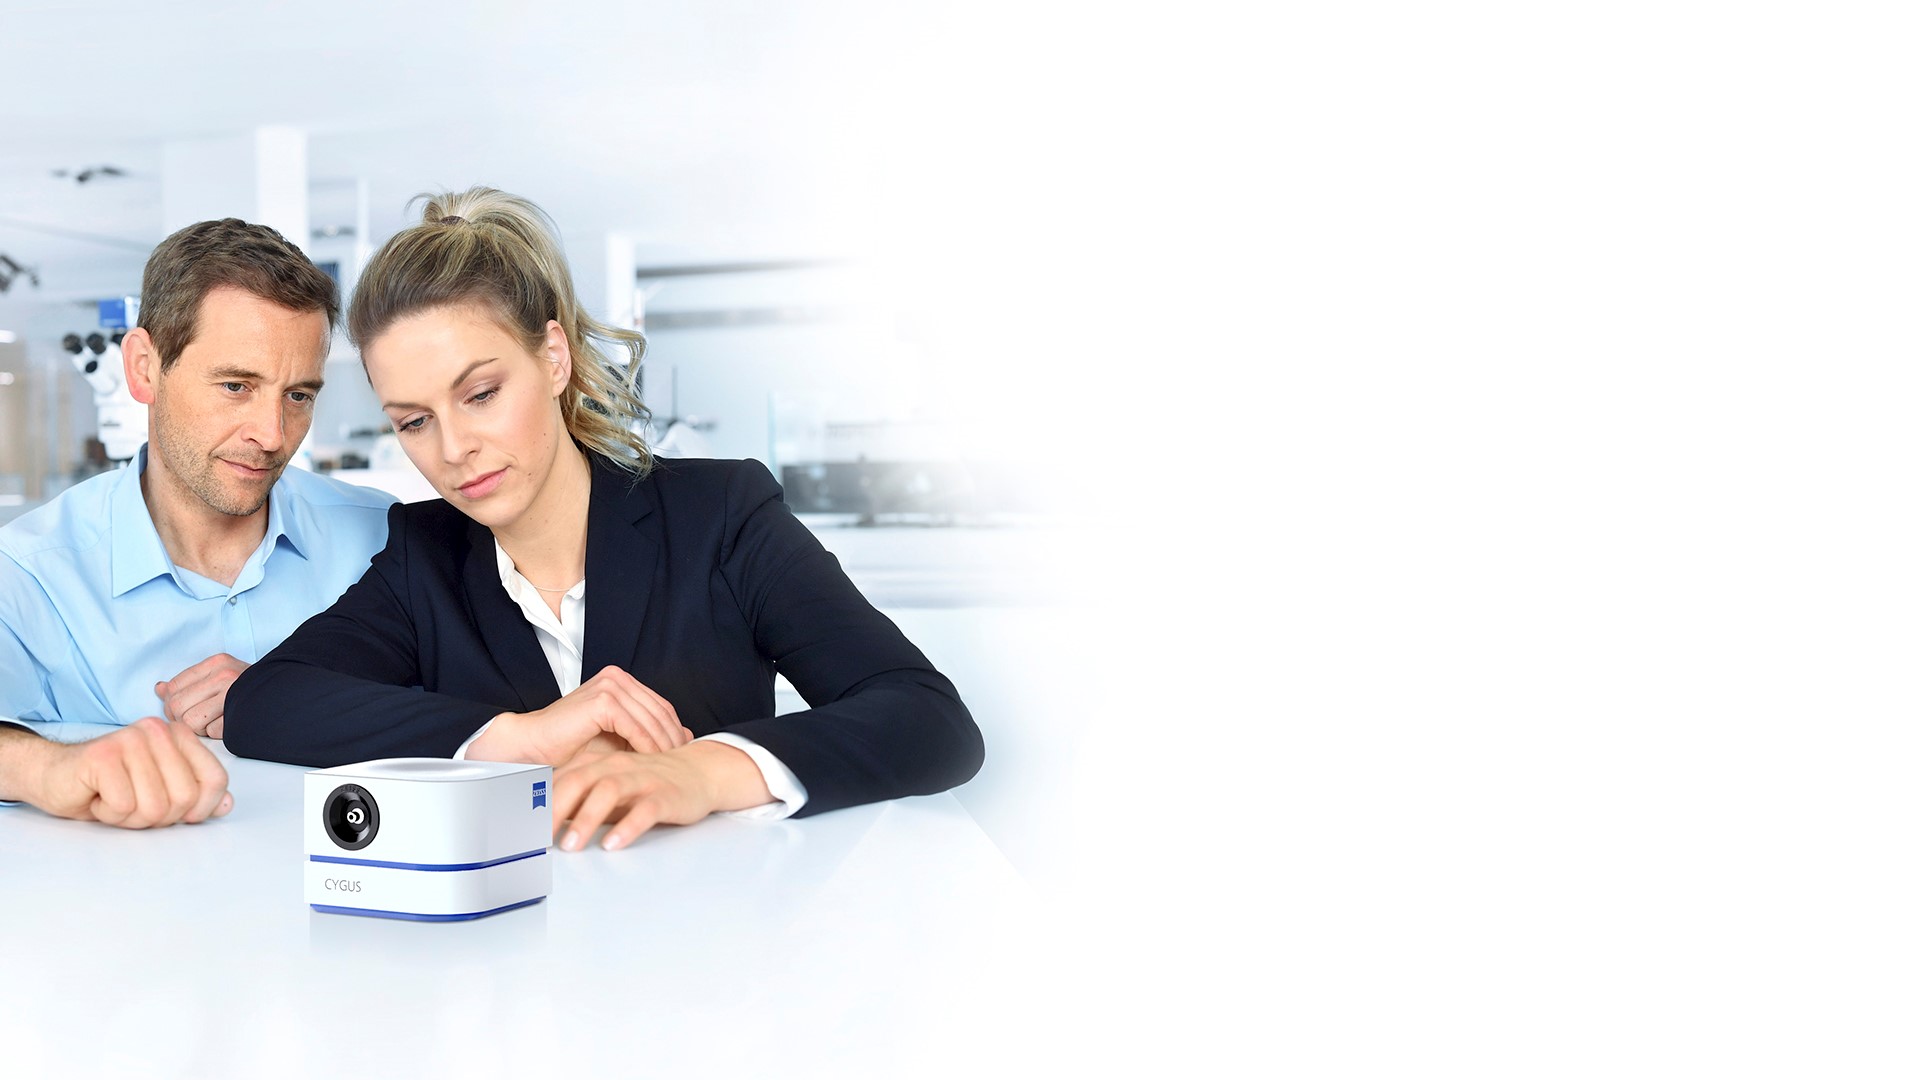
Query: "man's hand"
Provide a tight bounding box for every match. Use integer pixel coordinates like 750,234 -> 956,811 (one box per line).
550,740 -> 773,852
156,652 -> 249,738
32,717 -> 233,828
468,666 -> 693,766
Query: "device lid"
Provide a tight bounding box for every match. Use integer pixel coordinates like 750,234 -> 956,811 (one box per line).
307,757 -> 548,782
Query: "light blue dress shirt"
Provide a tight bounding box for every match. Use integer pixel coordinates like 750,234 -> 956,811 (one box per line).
0,445 -> 395,744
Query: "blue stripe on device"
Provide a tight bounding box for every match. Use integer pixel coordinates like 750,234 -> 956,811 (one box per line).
308,848 -> 547,872
310,897 -> 546,922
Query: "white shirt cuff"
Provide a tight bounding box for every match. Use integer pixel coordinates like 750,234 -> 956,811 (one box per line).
453,718 -> 496,761
697,732 -> 807,819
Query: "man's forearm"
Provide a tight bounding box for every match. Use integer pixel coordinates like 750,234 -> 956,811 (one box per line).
0,723 -> 50,804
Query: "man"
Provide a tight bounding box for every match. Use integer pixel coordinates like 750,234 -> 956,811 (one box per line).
0,218 -> 396,827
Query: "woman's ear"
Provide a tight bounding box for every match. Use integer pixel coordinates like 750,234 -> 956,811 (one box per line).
543,320 -> 573,398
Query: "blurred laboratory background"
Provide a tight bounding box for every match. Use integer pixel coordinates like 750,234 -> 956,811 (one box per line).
0,1 -> 1163,895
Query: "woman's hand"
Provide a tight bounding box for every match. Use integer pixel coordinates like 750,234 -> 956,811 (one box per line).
468,666 -> 693,765
550,740 -> 774,851
574,731 -> 636,757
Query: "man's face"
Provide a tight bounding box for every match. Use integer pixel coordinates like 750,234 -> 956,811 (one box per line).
148,286 -> 328,517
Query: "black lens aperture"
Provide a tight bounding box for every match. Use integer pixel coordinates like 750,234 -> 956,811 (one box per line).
323,784 -> 379,850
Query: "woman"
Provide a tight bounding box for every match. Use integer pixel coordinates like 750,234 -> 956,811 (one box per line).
225,188 -> 983,851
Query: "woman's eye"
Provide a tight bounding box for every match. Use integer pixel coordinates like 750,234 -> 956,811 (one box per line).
398,416 -> 428,432
471,388 -> 497,405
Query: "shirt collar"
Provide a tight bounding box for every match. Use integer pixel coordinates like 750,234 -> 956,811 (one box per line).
265,477 -> 307,561
226,479 -> 301,597
108,446 -> 176,598
108,444 -> 304,598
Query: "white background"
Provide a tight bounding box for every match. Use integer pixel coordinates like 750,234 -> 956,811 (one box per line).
1250,3 -> 1920,1076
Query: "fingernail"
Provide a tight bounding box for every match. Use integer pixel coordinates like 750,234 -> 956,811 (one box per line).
603,833 -> 625,850
562,831 -> 581,851
217,793 -> 233,814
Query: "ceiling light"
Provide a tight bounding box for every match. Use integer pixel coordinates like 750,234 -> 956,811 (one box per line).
0,255 -> 38,293
51,165 -> 128,184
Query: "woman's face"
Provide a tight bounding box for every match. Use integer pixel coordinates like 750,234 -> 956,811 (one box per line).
364,303 -> 573,532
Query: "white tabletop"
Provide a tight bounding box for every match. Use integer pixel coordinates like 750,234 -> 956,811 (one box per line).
0,742 -> 1046,1079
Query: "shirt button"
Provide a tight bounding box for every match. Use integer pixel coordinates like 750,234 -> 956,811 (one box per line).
228,597 -> 238,605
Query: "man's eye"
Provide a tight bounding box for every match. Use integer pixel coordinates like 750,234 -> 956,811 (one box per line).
222,382 -> 246,393
288,391 -> 313,405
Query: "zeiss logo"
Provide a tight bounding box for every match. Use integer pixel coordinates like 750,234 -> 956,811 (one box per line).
532,781 -> 548,809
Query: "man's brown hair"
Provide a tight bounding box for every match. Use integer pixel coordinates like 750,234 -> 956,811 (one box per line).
138,218 -> 339,370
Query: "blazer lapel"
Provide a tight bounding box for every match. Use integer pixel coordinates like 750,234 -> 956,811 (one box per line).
460,518 -> 562,710
582,458 -> 658,678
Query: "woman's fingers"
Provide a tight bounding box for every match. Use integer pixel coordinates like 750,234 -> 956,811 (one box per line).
547,747 -> 726,852
556,771 -> 631,851
602,799 -> 664,850
603,668 -> 691,748
526,669 -> 696,765
583,667 -> 683,752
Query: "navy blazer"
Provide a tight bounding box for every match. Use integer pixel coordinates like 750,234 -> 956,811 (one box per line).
225,455 -> 984,817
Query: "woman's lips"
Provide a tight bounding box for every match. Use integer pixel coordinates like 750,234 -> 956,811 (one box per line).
457,468 -> 507,500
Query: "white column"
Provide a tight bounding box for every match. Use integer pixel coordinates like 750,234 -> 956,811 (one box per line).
564,230 -> 637,330
602,232 -> 638,331
352,178 -> 372,279
160,126 -> 310,251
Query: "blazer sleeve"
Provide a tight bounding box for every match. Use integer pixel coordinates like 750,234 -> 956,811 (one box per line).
713,461 -> 985,816
224,504 -> 502,766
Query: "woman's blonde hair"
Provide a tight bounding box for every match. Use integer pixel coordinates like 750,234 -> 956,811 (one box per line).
348,187 -> 652,474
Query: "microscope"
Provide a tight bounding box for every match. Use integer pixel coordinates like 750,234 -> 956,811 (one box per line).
64,296 -> 146,465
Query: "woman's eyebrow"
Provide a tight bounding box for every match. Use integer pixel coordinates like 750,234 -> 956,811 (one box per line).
383,357 -> 498,410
